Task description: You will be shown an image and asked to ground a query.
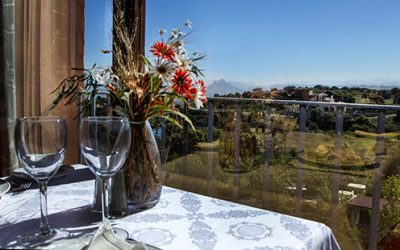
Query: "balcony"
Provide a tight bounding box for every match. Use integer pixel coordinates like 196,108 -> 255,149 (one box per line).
141,97 -> 400,249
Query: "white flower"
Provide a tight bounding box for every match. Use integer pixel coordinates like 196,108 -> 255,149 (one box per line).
171,29 -> 180,38
177,41 -> 186,52
90,67 -> 118,85
193,86 -> 207,109
171,29 -> 185,38
158,29 -> 167,36
185,19 -> 192,28
148,61 -> 175,80
175,52 -> 192,71
193,89 -> 206,109
109,74 -> 120,85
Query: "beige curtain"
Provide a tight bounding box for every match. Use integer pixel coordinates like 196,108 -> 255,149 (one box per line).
14,0 -> 84,165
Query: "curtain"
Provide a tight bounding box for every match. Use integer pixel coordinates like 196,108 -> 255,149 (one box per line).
0,0 -> 84,174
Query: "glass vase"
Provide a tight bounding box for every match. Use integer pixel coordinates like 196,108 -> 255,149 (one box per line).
92,120 -> 162,216
124,120 -> 162,213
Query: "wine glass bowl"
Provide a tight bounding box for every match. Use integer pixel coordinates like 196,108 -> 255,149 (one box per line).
16,117 -> 67,179
14,116 -> 68,247
80,117 -> 131,178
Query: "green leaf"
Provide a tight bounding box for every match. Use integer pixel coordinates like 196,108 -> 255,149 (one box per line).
141,55 -> 152,66
169,109 -> 195,130
151,76 -> 160,93
162,116 -> 182,129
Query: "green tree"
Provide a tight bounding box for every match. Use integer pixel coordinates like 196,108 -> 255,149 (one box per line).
349,115 -> 375,132
369,93 -> 385,104
309,108 -> 335,130
379,175 -> 400,240
391,88 -> 400,104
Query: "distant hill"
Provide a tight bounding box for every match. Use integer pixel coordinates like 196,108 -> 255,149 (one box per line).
206,79 -> 244,97
205,79 -> 400,97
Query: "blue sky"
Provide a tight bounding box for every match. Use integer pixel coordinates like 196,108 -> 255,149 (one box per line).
86,0 -> 400,87
85,0 -> 113,67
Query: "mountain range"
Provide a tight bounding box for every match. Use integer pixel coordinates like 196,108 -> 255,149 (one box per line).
206,79 -> 400,97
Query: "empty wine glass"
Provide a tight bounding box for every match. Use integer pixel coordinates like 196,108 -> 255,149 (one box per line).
79,117 -> 131,236
14,116 -> 69,247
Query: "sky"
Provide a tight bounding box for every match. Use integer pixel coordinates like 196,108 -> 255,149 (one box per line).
86,0 -> 400,87
85,0 -> 113,67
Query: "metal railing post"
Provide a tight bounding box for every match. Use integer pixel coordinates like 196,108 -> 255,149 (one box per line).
207,101 -> 215,196
295,105 -> 307,215
233,102 -> 241,201
183,104 -> 189,155
369,111 -> 386,250
331,107 -> 344,230
208,102 -> 214,143
181,104 -> 189,188
262,105 -> 272,209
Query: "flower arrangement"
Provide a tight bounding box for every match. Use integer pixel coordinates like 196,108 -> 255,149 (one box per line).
52,22 -> 206,128
51,2 -> 207,211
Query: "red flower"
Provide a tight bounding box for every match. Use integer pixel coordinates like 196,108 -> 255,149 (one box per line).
106,84 -> 116,93
150,41 -> 175,61
197,80 -> 207,94
171,69 -> 193,99
151,97 -> 164,106
151,98 -> 165,115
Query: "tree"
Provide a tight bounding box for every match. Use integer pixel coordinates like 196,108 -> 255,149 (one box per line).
361,92 -> 368,99
333,91 -> 355,103
343,113 -> 355,131
309,108 -> 335,131
242,91 -> 252,98
394,110 -> 400,124
379,175 -> 400,240
391,87 -> 400,96
369,93 -> 385,104
379,90 -> 392,100
331,86 -> 339,90
392,88 -> 400,105
349,115 -> 374,132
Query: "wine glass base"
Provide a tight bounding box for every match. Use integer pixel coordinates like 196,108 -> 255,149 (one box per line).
17,227 -> 70,248
113,227 -> 129,240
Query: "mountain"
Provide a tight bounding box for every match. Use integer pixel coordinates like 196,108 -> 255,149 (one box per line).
206,79 -> 245,97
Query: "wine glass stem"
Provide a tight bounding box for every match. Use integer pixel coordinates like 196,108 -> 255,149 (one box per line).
101,177 -> 111,223
38,180 -> 50,235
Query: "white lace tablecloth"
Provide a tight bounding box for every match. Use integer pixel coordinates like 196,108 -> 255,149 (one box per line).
0,175 -> 340,249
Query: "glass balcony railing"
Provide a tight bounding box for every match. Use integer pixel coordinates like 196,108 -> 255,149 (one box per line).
86,95 -> 400,249
157,97 -> 400,249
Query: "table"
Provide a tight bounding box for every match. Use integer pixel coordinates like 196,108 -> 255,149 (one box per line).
348,195 -> 388,227
0,165 -> 340,250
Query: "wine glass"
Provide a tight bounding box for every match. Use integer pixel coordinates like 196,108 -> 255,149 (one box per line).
14,116 -> 69,247
79,117 -> 131,236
